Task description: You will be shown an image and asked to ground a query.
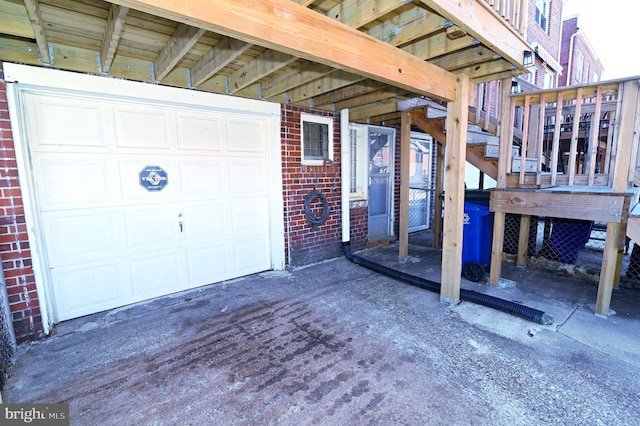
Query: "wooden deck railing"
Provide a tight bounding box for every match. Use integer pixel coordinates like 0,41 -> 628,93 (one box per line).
506,78 -> 640,190
481,0 -> 528,38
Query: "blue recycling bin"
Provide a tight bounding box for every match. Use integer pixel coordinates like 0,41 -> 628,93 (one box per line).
462,200 -> 493,273
542,219 -> 593,264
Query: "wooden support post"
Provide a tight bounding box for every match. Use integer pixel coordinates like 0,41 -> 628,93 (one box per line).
440,75 -> 469,305
490,211 -> 506,284
517,214 -> 530,266
597,80 -> 640,316
596,222 -> 623,316
433,142 -> 445,249
399,111 -> 411,261
489,78 -> 514,285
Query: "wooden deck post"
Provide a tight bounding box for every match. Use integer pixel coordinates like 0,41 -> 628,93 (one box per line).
597,80 -> 640,316
433,142 -> 445,249
490,78 -> 514,284
517,214 -> 531,266
399,111 -> 411,261
440,75 -> 469,304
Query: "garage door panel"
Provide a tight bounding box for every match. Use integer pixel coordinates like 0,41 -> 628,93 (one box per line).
186,245 -> 230,287
182,203 -> 226,243
119,160 -> 177,202
228,160 -> 268,195
179,159 -> 224,199
124,208 -> 180,253
226,117 -> 267,153
52,263 -> 127,321
233,238 -> 271,275
128,253 -> 188,300
25,93 -> 107,149
230,199 -> 269,237
36,158 -> 112,207
42,211 -> 121,267
17,77 -> 280,322
176,112 -> 223,151
114,107 -> 171,150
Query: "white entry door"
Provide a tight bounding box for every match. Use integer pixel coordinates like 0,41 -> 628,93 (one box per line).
9,67 -> 283,322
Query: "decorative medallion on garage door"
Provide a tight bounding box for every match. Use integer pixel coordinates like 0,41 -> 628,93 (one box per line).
139,166 -> 168,191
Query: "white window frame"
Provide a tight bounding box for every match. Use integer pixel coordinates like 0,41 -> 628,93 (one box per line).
575,51 -> 584,83
535,0 -> 548,32
543,70 -> 554,89
301,113 -> 334,165
349,123 -> 368,200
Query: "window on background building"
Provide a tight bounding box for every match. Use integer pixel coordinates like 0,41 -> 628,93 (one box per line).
301,113 -> 333,165
575,51 -> 584,83
535,0 -> 548,32
584,63 -> 590,83
544,71 -> 554,89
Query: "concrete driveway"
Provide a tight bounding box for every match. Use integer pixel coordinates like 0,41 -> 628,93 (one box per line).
3,244 -> 640,425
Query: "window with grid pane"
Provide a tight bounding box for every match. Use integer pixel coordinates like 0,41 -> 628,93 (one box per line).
301,113 -> 333,165
535,0 -> 548,32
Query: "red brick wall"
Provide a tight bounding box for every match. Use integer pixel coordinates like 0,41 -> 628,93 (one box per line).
349,204 -> 367,251
527,0 -> 563,88
281,104 -> 344,267
0,62 -> 43,343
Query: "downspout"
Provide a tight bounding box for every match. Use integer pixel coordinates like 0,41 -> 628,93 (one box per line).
567,29 -> 580,85
341,109 -> 350,243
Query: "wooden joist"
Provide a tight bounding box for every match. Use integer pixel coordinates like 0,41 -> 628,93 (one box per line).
490,188 -> 632,223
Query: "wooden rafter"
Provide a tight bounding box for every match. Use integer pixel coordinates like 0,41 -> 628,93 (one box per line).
420,0 -> 530,73
191,37 -> 252,87
325,0 -> 409,29
23,0 -> 50,64
101,4 -> 129,74
260,61 -> 334,99
109,0 -> 457,101
154,23 -> 205,81
227,50 -> 296,94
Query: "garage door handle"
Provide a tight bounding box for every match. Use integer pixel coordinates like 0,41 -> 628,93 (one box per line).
179,220 -> 183,233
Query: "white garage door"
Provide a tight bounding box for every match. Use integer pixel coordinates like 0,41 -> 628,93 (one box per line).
9,67 -> 283,322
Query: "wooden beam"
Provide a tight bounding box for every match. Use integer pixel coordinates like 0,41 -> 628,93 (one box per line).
154,23 -> 205,81
191,37 -> 252,87
101,4 -> 129,73
110,0 -> 457,101
490,189 -> 628,223
441,75 -> 469,304
399,111 -> 411,261
23,0 -> 50,64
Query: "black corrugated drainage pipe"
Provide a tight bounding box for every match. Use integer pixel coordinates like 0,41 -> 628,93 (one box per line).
342,242 -> 554,325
